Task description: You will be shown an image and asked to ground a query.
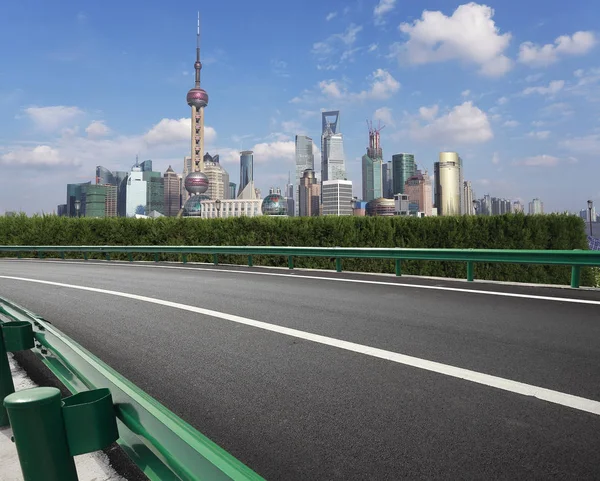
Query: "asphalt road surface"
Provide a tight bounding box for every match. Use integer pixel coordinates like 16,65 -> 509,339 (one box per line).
1,259 -> 599,480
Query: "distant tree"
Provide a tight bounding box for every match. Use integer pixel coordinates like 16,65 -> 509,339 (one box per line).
135,205 -> 146,215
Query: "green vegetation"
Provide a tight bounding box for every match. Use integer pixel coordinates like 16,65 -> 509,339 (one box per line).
0,213 -> 593,286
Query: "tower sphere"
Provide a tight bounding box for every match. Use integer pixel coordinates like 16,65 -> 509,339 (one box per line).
187,88 -> 209,109
184,171 -> 209,195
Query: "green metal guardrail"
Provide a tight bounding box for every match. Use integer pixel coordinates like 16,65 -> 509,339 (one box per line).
0,297 -> 265,481
1,245 -> 600,288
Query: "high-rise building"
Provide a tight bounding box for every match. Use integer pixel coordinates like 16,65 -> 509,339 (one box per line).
321,111 -> 345,182
163,166 -> 181,217
238,150 -> 254,197
321,180 -> 353,216
105,185 -> 117,217
96,166 -> 115,186
580,207 -> 597,222
84,185 -> 108,218
405,170 -> 432,216
139,160 -> 153,172
513,201 -> 524,213
528,198 -> 544,215
463,181 -> 475,215
126,163 -> 147,216
66,182 -> 91,217
145,174 -> 164,215
299,169 -> 320,217
285,173 -> 295,217
228,182 -> 237,199
203,153 -> 228,200
96,166 -> 128,216
392,153 -> 416,195
434,152 -> 463,216
361,121 -> 384,202
182,13 -> 210,216
295,135 -> 314,215
382,161 -> 393,199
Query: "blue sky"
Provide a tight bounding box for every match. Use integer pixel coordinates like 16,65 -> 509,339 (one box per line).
0,0 -> 598,214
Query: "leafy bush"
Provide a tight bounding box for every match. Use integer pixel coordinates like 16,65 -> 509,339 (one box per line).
0,213 -> 593,286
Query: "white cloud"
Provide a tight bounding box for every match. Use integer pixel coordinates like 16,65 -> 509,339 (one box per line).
539,102 -> 574,117
311,23 -> 363,69
0,145 -> 79,167
560,134 -> 600,155
503,120 -> 519,127
23,105 -> 84,132
144,118 -> 216,145
461,89 -> 471,97
326,11 -> 337,21
518,31 -> 596,67
368,43 -> 378,52
374,0 -> 396,25
527,130 -> 550,140
419,104 -> 438,121
373,107 -> 394,126
574,69 -> 585,78
517,155 -> 560,167
281,120 -> 304,134
522,80 -> 564,96
409,101 -> 493,144
492,152 -> 500,164
392,3 -> 512,76
319,69 -> 400,101
497,96 -> 509,105
525,73 -> 544,82
85,120 -> 110,138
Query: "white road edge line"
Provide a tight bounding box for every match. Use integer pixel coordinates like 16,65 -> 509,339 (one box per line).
8,258 -> 600,306
1,274 -> 599,417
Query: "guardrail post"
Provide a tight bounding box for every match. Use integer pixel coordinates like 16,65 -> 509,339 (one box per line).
213,254 -> 218,265
336,258 -> 342,273
37,251 -> 43,259
467,261 -> 475,282
0,326 -> 15,426
182,254 -> 187,264
105,253 -> 110,262
288,256 -> 294,269
128,252 -> 133,262
17,252 -> 21,259
4,387 -> 79,481
83,252 -> 88,261
60,251 -> 65,260
154,253 -> 159,263
248,255 -> 253,267
571,265 -> 581,288
395,258 -> 402,277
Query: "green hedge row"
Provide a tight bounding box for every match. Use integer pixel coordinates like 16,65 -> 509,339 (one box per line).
0,213 -> 593,285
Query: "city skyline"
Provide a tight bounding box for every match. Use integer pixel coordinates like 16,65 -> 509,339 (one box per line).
0,0 -> 598,214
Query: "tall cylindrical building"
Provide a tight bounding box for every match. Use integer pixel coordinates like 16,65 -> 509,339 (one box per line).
239,150 -> 254,196
434,152 -> 463,216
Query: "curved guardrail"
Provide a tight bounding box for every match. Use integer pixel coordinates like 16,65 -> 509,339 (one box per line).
0,297 -> 265,481
1,245 -> 600,288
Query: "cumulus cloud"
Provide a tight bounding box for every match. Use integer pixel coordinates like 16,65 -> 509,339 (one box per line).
374,0 -> 396,25
23,105 -> 84,132
319,69 -> 400,101
560,134 -> 600,155
419,104 -> 438,121
392,3 -> 512,76
409,101 -> 493,144
0,145 -> 79,167
143,118 -> 216,145
492,152 -> 500,164
85,120 -> 110,138
497,96 -> 509,105
518,31 -> 596,67
522,80 -> 564,96
373,107 -> 395,126
503,120 -> 519,127
326,11 -> 337,21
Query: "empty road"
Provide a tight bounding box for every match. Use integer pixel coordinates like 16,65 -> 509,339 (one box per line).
1,258 -> 599,480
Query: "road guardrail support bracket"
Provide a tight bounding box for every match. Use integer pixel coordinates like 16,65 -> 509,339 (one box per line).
248,255 -> 253,267
571,265 -> 581,288
336,258 -> 342,273
288,256 -> 294,269
395,258 -> 402,277
467,261 -> 475,282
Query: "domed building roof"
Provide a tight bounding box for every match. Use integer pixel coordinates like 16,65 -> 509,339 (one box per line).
366,198 -> 395,216
186,88 -> 209,109
261,193 -> 287,216
182,195 -> 204,217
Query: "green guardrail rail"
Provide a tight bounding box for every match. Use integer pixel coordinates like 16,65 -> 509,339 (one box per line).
1,245 -> 600,288
0,297 -> 265,481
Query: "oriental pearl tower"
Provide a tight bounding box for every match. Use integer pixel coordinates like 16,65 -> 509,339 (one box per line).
183,13 -> 209,203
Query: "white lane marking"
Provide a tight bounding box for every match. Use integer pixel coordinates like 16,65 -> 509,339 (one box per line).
4,258 -> 600,306
0,274 -> 599,416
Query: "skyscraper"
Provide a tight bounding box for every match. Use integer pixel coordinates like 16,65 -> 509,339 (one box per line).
392,153 -> 416,195
463,181 -> 474,215
238,150 -> 254,197
126,162 -> 147,216
528,198 -> 544,215
361,121 -> 384,202
382,161 -> 393,199
299,169 -> 320,217
182,13 -> 210,214
405,170 -> 432,216
163,166 -> 181,217
321,111 -> 345,182
321,180 -> 353,216
203,153 -> 228,200
295,135 -> 314,215
434,152 -> 463,216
